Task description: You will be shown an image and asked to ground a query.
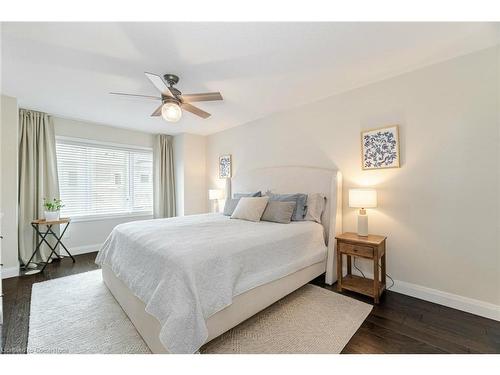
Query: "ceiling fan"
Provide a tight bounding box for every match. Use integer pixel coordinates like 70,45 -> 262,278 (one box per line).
110,72 -> 223,123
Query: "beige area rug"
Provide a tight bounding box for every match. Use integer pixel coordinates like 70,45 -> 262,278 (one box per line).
201,283 -> 372,353
28,270 -> 372,354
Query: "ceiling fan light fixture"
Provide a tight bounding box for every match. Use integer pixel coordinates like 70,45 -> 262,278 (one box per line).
111,72 -> 222,121
161,102 -> 182,122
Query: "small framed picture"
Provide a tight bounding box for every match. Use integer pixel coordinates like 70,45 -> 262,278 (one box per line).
361,125 -> 400,170
218,154 -> 232,178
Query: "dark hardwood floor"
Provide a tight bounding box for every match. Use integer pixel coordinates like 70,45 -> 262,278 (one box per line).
312,278 -> 500,353
1,253 -> 100,354
1,252 -> 499,354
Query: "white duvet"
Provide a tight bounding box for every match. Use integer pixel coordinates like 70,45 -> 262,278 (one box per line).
95,213 -> 327,353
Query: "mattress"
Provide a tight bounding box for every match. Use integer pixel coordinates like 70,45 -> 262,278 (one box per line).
95,213 -> 327,353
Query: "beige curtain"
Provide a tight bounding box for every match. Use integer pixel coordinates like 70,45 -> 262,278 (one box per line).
153,134 -> 176,218
18,109 -> 60,265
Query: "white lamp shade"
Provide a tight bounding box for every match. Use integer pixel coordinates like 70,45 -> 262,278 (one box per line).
161,102 -> 182,122
349,188 -> 377,208
209,189 -> 224,200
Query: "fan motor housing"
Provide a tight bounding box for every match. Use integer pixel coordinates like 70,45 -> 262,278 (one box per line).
163,74 -> 179,86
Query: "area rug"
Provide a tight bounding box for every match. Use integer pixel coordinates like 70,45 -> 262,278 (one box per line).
28,270 -> 372,354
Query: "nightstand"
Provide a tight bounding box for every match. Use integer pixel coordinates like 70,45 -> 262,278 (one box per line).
335,232 -> 387,303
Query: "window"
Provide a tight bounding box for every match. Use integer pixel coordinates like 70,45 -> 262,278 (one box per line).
56,138 -> 153,219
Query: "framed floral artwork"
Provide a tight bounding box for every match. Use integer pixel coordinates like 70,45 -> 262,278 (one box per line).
361,125 -> 400,170
218,154 -> 232,178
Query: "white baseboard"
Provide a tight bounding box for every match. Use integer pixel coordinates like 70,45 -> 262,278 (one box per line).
69,243 -> 103,256
391,279 -> 500,322
2,265 -> 20,279
344,268 -> 500,321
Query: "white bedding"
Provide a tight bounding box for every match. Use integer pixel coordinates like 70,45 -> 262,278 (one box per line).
95,213 -> 327,353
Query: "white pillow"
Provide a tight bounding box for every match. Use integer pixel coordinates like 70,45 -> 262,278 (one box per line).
231,197 -> 269,222
304,193 -> 326,223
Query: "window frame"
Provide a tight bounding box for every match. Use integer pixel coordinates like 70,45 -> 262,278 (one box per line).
55,136 -> 154,222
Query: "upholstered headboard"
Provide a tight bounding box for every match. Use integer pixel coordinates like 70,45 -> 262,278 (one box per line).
230,166 -> 343,285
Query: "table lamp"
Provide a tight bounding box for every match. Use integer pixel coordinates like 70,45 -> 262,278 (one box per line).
209,189 -> 224,212
348,188 -> 377,237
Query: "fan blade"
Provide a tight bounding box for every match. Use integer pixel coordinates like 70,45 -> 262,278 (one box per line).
144,72 -> 175,97
181,92 -> 223,103
151,104 -> 163,117
109,92 -> 161,100
181,103 -> 211,119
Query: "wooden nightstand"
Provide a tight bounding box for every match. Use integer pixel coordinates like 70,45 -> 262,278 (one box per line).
335,232 -> 387,303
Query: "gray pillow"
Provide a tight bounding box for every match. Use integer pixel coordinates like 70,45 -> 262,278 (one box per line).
304,193 -> 327,223
223,198 -> 240,216
233,191 -> 261,199
266,192 -> 308,221
261,201 -> 296,224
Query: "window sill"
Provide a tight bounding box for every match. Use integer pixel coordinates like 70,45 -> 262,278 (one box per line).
68,212 -> 154,223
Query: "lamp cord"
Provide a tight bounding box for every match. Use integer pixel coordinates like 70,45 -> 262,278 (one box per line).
352,257 -> 395,290
352,257 -> 366,278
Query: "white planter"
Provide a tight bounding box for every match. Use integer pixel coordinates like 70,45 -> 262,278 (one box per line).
44,210 -> 60,221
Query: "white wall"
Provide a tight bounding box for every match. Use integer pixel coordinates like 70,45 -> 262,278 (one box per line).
0,95 -> 19,276
53,117 -> 155,253
183,134 -> 207,215
207,47 -> 500,313
54,117 -> 154,147
173,133 -> 207,216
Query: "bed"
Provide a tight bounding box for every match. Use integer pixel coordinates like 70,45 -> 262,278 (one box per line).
97,166 -> 343,353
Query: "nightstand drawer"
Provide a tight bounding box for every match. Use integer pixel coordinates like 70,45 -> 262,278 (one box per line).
338,242 -> 373,258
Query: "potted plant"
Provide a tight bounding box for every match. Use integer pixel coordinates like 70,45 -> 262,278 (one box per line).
43,198 -> 64,221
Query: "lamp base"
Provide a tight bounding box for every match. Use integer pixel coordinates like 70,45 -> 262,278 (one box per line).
212,200 -> 220,213
357,212 -> 369,237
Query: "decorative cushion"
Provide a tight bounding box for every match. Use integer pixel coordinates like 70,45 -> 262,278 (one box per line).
230,197 -> 269,222
261,201 -> 296,224
233,191 -> 262,199
304,193 -> 327,224
266,192 -> 307,221
223,198 -> 240,216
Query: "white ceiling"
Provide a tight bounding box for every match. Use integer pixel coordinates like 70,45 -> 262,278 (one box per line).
1,22 -> 499,135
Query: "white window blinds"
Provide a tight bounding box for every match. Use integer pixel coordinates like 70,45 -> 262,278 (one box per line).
56,138 -> 153,218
